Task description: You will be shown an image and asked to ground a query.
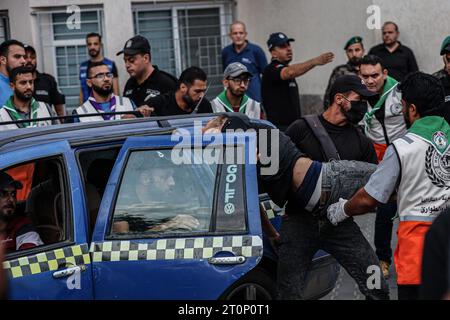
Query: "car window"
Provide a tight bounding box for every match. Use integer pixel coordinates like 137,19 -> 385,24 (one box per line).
2,157 -> 71,257
110,148 -> 221,237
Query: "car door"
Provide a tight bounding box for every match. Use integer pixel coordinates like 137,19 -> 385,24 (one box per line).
1,141 -> 94,299
91,132 -> 263,299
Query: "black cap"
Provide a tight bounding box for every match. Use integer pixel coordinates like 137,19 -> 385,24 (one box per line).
329,75 -> 377,102
0,172 -> 23,190
24,44 -> 36,54
221,113 -> 252,132
267,32 -> 295,51
116,35 -> 151,56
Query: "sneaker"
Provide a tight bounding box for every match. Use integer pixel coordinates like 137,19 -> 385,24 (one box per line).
380,260 -> 390,279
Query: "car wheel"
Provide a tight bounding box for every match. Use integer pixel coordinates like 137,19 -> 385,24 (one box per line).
221,267 -> 276,300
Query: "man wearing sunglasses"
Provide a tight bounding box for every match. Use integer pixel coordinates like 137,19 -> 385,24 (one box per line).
211,62 -> 262,119
74,62 -> 147,122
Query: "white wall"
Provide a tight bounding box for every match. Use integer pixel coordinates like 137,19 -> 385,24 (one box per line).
236,0 -> 450,96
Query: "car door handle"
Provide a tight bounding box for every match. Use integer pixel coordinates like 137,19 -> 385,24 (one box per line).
208,256 -> 246,265
53,265 -> 86,279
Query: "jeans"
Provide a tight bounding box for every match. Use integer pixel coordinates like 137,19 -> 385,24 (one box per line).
374,202 -> 397,264
277,213 -> 390,300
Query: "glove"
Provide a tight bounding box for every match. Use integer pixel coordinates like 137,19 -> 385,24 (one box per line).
327,198 -> 349,226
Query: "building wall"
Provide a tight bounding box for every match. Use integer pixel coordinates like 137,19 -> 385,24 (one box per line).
236,0 -> 450,113
1,0 -> 449,114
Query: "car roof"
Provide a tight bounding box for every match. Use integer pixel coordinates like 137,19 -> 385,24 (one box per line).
0,114 -> 218,153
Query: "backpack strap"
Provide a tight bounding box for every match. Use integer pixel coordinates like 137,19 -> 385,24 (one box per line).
303,115 -> 341,161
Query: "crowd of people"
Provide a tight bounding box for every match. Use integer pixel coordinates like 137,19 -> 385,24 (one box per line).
1,19 -> 450,301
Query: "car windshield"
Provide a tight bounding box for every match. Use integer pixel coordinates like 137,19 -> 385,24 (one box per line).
111,149 -> 217,235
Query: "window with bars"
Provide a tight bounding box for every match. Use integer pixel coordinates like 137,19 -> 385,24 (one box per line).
36,8 -> 103,113
133,2 -> 232,99
51,10 -> 103,112
0,12 -> 10,43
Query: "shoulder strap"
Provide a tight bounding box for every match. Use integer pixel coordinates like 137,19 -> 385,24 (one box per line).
373,102 -> 390,145
303,115 -> 341,161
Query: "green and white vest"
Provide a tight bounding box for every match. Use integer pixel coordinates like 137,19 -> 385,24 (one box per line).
0,99 -> 53,131
211,91 -> 261,119
364,77 -> 407,144
393,116 -> 450,222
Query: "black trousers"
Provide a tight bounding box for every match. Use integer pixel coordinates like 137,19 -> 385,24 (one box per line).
277,213 -> 390,300
374,202 -> 397,264
398,285 -> 419,300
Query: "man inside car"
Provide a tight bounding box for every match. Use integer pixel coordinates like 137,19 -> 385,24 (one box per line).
0,171 -> 43,253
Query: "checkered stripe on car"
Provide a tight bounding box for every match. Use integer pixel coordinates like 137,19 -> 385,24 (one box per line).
90,235 -> 263,262
3,244 -> 91,279
261,200 -> 284,219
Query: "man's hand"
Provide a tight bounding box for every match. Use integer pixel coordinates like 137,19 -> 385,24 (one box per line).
327,198 -> 349,226
314,52 -> 334,66
151,215 -> 200,232
136,105 -> 154,117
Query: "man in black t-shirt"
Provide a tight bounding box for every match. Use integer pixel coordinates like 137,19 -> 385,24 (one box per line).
118,35 -> 177,109
368,22 -> 418,82
144,67 -> 212,116
278,75 -> 389,300
262,32 -> 334,131
24,45 -> 66,118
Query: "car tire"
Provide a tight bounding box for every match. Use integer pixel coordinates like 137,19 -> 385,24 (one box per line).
220,267 -> 276,300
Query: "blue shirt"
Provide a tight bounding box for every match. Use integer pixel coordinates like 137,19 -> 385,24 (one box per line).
0,72 -> 12,108
222,41 -> 268,102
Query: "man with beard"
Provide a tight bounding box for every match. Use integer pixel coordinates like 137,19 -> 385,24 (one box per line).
433,36 -> 450,102
211,62 -> 262,119
0,171 -> 43,253
323,36 -> 365,109
119,35 -> 177,108
0,40 -> 26,107
143,66 -> 213,116
112,153 -> 201,234
79,33 -> 119,104
359,54 -> 407,279
221,21 -> 268,102
0,66 -> 59,130
24,45 -> 66,118
277,75 -> 383,300
369,22 -> 418,83
327,72 -> 450,300
73,62 -> 144,122
262,32 -> 334,131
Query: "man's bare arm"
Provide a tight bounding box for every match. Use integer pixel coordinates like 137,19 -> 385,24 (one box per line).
344,187 -> 380,217
280,52 -> 334,81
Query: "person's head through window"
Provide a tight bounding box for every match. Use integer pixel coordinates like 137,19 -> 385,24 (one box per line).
135,167 -> 176,203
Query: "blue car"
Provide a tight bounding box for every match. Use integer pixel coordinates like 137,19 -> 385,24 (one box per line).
0,114 -> 339,300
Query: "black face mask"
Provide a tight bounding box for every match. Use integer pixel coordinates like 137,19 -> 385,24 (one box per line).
342,100 -> 368,125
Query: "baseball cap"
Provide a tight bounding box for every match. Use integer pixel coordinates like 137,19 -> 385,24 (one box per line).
223,62 -> 252,79
116,35 -> 151,56
0,171 -> 23,190
329,75 -> 377,102
440,36 -> 450,55
267,32 -> 295,51
221,113 -> 252,132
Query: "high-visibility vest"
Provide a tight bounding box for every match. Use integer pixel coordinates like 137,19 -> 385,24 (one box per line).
75,95 -> 134,122
211,95 -> 261,119
0,101 -> 53,131
365,87 -> 407,145
392,133 -> 450,285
